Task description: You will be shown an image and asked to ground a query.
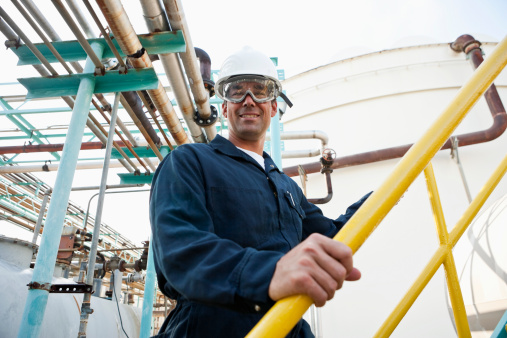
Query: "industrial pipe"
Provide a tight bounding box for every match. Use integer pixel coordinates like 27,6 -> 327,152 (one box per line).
194,47 -> 214,97
1,1 -> 138,173
96,0 -> 190,146
78,92 -> 121,337
65,0 -> 159,168
122,91 -> 161,144
51,0 -> 104,74
163,0 -> 218,140
140,0 -> 207,143
31,188 -> 51,244
307,172 -> 333,204
266,130 -> 328,159
0,159 -> 139,174
284,36 -> 507,177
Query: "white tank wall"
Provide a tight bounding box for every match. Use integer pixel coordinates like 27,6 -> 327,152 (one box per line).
0,240 -> 142,338
281,42 -> 507,337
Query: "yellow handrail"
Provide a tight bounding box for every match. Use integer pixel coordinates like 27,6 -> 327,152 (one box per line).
246,34 -> 507,338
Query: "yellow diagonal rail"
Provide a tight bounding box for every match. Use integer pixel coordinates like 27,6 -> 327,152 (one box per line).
247,34 -> 507,338
375,155 -> 507,337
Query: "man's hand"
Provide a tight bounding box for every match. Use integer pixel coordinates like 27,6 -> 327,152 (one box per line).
268,233 -> 361,307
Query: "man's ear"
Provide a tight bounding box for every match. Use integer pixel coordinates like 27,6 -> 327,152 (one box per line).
222,102 -> 228,118
270,100 -> 278,118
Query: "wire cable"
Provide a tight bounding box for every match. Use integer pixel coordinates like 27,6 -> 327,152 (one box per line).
113,276 -> 130,338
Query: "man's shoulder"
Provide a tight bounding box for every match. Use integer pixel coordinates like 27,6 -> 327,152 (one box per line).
173,142 -> 211,154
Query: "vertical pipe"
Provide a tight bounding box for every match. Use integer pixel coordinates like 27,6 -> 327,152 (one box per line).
31,189 -> 51,244
78,92 -> 121,337
140,239 -> 156,338
17,42 -> 105,338
270,112 -> 282,169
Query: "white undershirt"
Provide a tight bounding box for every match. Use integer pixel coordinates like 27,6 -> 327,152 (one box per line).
237,147 -> 265,169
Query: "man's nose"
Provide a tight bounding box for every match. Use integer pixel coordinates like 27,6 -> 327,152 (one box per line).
242,93 -> 256,106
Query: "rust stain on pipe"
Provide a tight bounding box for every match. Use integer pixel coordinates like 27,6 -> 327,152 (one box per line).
96,0 -> 190,145
285,35 -> 507,177
0,141 -> 131,154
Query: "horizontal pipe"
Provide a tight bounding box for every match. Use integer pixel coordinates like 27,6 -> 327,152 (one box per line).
283,37 -> 506,178
0,159 -> 138,173
0,141 -> 131,154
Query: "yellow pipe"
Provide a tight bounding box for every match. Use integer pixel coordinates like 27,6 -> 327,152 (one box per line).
247,35 -> 507,338
424,163 -> 448,243
443,254 -> 471,338
424,164 -> 470,337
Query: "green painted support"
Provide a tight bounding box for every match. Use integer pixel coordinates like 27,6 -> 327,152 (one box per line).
111,146 -> 172,159
118,173 -> 154,185
17,41 -> 105,338
139,238 -> 157,338
11,31 -> 185,66
19,68 -> 159,99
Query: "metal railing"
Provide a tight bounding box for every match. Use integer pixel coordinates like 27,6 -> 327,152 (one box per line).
247,34 -> 507,337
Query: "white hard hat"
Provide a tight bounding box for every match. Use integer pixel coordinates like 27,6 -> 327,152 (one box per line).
215,46 -> 282,98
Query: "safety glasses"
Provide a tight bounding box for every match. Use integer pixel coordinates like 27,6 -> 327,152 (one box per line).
218,76 -> 279,103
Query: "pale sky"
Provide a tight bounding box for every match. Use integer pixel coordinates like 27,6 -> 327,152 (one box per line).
0,0 -> 506,244
1,0 -> 506,80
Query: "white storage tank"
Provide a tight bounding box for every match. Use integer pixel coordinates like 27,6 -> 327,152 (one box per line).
281,40 -> 507,337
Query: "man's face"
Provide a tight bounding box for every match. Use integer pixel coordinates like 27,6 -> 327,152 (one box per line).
222,91 -> 277,142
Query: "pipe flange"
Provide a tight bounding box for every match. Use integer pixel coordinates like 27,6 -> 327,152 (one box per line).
194,105 -> 218,126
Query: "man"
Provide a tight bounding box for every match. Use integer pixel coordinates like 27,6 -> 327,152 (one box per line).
149,46 -> 370,337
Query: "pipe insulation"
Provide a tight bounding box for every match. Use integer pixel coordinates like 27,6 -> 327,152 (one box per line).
96,0 -> 190,146
140,0 -> 207,143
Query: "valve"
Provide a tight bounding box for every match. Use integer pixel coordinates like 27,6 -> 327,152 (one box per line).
320,148 -> 336,174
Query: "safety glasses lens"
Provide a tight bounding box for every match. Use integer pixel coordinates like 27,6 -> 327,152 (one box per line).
223,77 -> 276,103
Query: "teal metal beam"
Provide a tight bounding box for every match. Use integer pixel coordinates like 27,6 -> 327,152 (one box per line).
140,239 -> 157,338
11,31 -> 185,66
19,68 -> 159,99
111,146 -> 172,159
1,98 -> 61,161
118,173 -> 154,185
17,41 -> 106,338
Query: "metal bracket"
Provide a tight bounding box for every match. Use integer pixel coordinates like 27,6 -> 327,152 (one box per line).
194,105 -> 218,126
27,281 -> 51,292
49,283 -> 94,294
